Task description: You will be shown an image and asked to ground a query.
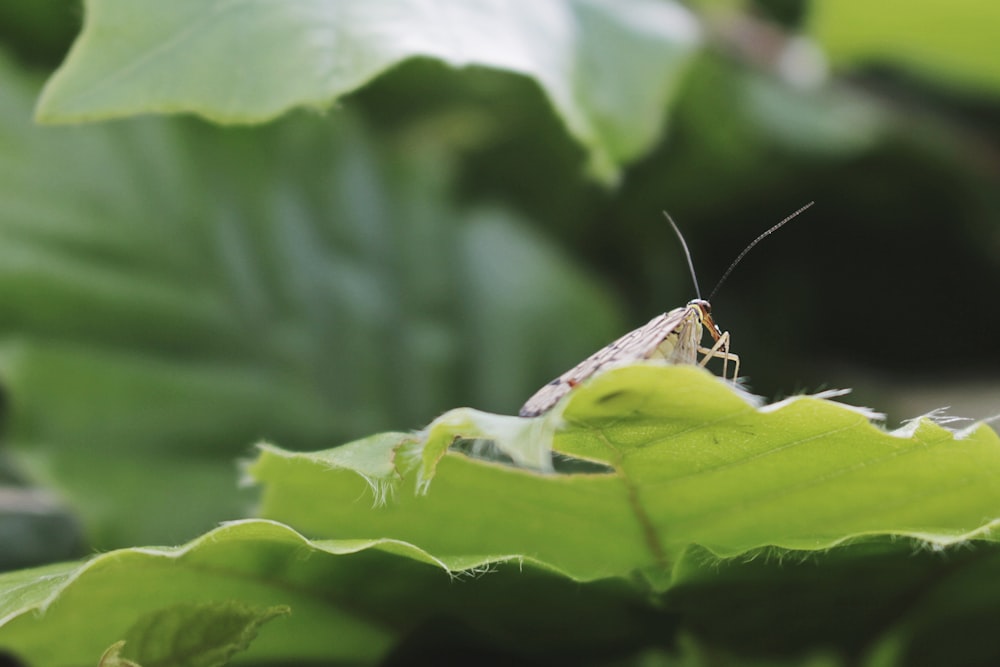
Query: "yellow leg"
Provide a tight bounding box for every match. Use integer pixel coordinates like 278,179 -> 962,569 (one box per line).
697,331 -> 740,380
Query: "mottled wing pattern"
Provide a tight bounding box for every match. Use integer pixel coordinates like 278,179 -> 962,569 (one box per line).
519,305 -> 695,417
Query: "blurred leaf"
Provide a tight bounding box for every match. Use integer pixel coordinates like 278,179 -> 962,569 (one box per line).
249,364 -> 1000,585
0,486 -> 85,572
36,0 -> 703,180
642,52 -> 886,209
740,71 -> 886,156
669,539 -> 1000,667
0,51 -> 620,549
809,0 -> 1000,93
0,0 -> 80,68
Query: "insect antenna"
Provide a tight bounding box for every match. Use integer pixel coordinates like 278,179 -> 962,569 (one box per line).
662,211 -> 703,300
708,201 -> 814,300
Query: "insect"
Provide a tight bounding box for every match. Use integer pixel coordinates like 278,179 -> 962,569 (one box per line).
518,202 -> 814,417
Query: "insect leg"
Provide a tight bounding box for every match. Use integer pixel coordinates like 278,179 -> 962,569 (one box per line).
697,332 -> 740,380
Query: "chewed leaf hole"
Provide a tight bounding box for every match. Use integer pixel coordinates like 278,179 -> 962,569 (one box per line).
450,438 -> 613,474
551,452 -> 615,474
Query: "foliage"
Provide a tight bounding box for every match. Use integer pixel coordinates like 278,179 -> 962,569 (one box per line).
3,367 -> 999,665
0,50 -> 618,549
252,366 -> 1000,577
810,0 -> 1000,92
2,0 -> 1000,665
36,0 -> 701,181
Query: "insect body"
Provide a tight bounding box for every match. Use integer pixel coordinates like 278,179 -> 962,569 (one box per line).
518,297 -> 736,417
518,202 -> 813,418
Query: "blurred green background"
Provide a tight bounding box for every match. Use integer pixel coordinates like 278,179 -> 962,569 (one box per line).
0,0 -> 998,570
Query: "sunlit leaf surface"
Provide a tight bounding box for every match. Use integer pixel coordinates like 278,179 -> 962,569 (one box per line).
251,365 -> 1000,582
36,0 -> 702,179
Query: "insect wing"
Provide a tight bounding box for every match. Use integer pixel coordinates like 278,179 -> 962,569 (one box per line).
519,306 -> 692,417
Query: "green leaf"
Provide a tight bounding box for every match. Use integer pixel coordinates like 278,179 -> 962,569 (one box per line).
0,521 -> 394,665
116,601 -> 289,667
668,539 -> 1000,666
3,367 -> 1000,664
99,641 -> 141,667
0,51 -> 620,549
809,0 -> 1000,93
0,519 -> 653,665
6,521 -> 1000,665
36,0 -> 702,180
249,365 -> 1000,585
